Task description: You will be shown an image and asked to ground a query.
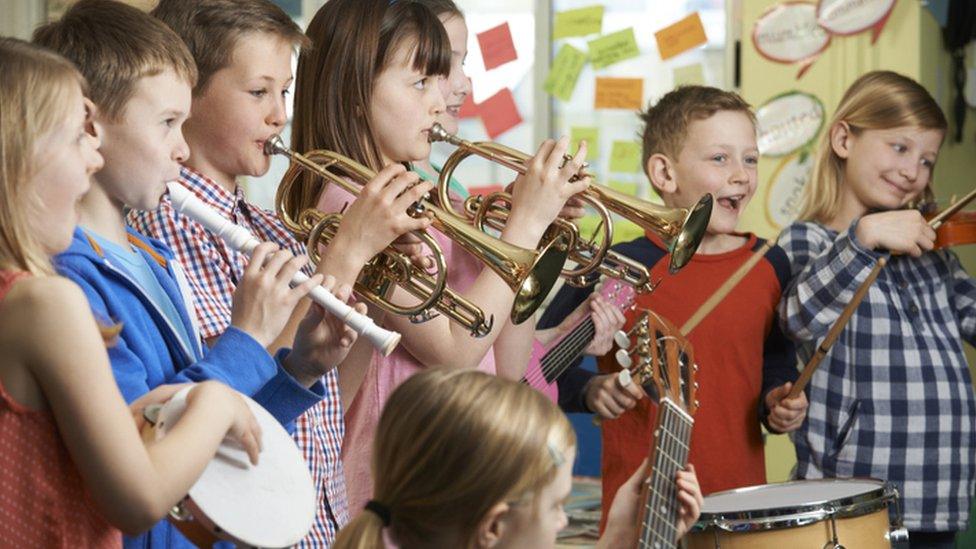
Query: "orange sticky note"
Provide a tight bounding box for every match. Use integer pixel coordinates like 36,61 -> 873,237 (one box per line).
477,22 -> 518,71
479,88 -> 522,139
654,12 -> 707,61
594,77 -> 644,110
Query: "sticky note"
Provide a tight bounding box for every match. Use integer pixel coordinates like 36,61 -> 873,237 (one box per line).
609,141 -> 642,173
458,92 -> 478,119
477,22 -> 518,71
570,126 -> 600,159
588,28 -> 641,69
553,5 -> 604,39
672,63 -> 705,86
655,12 -> 708,61
478,88 -> 522,139
594,77 -> 644,110
543,44 -> 587,101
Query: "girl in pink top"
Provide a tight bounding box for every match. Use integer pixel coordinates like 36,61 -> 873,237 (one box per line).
292,0 -> 592,513
0,38 -> 265,546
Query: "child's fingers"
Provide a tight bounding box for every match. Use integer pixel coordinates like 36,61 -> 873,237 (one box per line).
393,180 -> 434,212
245,242 -> 278,276
543,136 -> 571,176
530,138 -> 557,173
292,272 -> 324,300
365,163 -> 408,193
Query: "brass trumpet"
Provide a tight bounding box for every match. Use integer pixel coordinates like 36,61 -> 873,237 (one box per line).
267,136 -> 567,331
428,124 -> 713,290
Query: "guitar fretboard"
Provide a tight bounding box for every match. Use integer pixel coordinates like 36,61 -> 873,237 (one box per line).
638,398 -> 694,549
539,317 -> 596,383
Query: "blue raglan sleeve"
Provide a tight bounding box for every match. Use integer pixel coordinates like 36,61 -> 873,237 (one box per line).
758,243 -> 800,432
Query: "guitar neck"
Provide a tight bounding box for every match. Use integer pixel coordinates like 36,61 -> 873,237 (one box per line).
538,317 -> 596,383
638,399 -> 694,549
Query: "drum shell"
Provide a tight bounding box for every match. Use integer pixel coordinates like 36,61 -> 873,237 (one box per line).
686,479 -> 897,549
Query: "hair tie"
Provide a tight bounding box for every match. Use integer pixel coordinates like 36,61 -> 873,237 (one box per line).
365,500 -> 392,526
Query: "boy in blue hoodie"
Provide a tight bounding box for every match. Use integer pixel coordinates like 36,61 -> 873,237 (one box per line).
34,1 -> 415,546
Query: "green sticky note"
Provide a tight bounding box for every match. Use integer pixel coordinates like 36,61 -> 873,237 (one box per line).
543,44 -> 587,101
588,28 -> 641,69
673,63 -> 705,86
609,140 -> 642,173
570,126 -> 600,159
553,5 -> 604,39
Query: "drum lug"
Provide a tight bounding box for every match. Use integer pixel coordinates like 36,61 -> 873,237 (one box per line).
887,526 -> 909,544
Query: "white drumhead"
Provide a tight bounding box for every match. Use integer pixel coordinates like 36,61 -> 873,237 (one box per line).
156,387 -> 316,547
702,479 -> 886,514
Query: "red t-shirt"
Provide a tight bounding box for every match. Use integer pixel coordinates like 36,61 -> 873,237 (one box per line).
596,234 -> 794,528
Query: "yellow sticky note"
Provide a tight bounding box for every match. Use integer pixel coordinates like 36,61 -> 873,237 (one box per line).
672,63 -> 705,86
655,12 -> 707,61
594,77 -> 644,110
543,44 -> 587,102
553,5 -> 604,39
588,28 -> 641,69
609,141 -> 642,173
570,126 -> 600,159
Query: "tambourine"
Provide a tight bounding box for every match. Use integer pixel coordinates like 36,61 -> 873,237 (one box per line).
143,387 -> 316,547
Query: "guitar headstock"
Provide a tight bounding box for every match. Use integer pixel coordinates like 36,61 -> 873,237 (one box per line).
598,278 -> 637,312
614,309 -> 698,416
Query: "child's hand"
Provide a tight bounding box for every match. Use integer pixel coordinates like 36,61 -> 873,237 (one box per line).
187,381 -> 263,465
598,458 -> 647,548
129,383 -> 192,431
675,464 -> 704,538
507,136 -> 590,240
231,242 -> 323,348
284,278 -> 367,387
330,164 -> 434,267
855,210 -> 936,256
584,293 -> 627,356
764,382 -> 808,433
585,371 -> 646,419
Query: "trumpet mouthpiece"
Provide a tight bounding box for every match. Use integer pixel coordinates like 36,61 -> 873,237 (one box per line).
427,123 -> 458,145
264,135 -> 286,156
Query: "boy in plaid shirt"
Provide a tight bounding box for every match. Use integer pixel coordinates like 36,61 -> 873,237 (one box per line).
129,0 -> 433,544
779,71 -> 976,547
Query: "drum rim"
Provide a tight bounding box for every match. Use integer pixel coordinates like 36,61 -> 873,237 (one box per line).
691,478 -> 897,533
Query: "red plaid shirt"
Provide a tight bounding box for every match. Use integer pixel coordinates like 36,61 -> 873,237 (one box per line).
128,167 -> 348,545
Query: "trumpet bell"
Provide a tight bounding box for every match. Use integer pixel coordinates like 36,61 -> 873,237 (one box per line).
511,233 -> 569,323
669,194 -> 713,273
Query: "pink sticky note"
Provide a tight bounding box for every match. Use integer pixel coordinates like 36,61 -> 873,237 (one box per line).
477,22 -> 518,70
458,91 -> 479,119
478,88 -> 522,139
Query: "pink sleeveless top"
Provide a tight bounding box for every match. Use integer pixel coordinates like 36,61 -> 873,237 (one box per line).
0,271 -> 121,548
316,183 -> 496,514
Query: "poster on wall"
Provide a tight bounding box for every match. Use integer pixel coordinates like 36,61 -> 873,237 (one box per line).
765,151 -> 815,230
752,2 -> 831,78
753,0 -> 898,78
755,91 -> 825,157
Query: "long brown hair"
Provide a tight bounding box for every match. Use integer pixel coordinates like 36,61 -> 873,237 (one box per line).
800,71 -> 947,223
289,0 -> 450,209
332,370 -> 576,549
0,38 -> 86,276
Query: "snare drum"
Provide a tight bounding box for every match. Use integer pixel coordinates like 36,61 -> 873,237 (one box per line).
145,387 -> 316,548
686,479 -> 908,549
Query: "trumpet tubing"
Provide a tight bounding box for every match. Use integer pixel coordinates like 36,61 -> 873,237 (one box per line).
429,123 -> 713,277
267,136 -> 565,327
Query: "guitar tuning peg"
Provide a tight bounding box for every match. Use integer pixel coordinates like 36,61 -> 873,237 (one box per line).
693,382 -> 699,391
613,330 -> 630,349
693,363 -> 699,372
615,349 -> 633,369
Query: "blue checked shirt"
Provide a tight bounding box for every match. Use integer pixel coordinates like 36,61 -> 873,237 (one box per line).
128,167 -> 349,545
777,220 -> 976,532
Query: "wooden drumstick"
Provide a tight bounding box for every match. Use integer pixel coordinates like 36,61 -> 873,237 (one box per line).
680,239 -> 775,336
788,186 -> 976,399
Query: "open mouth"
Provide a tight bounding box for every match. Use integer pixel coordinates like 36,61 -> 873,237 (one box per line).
446,104 -> 462,117
717,194 -> 745,212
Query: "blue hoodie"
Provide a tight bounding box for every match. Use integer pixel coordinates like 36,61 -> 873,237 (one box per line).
56,226 -> 327,548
